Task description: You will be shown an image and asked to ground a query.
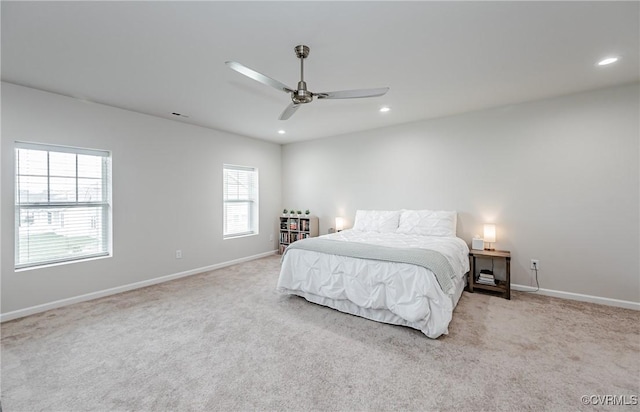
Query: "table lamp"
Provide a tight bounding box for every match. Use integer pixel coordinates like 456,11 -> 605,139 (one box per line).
484,224 -> 496,251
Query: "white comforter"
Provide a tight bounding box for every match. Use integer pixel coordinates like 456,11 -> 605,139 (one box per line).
277,230 -> 470,338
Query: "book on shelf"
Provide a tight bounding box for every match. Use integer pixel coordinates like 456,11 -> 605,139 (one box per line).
290,221 -> 298,230
476,270 -> 497,285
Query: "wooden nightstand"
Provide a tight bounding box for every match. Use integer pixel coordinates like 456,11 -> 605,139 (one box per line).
468,249 -> 511,300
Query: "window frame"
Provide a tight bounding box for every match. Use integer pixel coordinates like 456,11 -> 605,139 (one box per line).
223,164 -> 259,239
14,141 -> 112,270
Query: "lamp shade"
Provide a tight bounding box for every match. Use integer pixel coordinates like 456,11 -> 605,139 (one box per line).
335,217 -> 344,231
483,224 -> 496,243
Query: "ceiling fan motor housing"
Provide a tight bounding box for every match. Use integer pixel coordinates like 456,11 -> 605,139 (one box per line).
293,81 -> 313,104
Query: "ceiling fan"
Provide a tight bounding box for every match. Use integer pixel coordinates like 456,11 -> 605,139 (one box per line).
225,45 -> 389,120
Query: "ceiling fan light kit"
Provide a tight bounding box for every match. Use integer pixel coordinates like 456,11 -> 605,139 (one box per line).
226,45 -> 389,120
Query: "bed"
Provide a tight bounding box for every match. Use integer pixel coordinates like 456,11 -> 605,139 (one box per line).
277,209 -> 470,338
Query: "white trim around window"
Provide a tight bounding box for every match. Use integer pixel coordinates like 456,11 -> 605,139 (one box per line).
223,164 -> 258,239
14,141 -> 112,270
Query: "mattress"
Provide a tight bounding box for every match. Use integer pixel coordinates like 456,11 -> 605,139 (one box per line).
277,230 -> 470,338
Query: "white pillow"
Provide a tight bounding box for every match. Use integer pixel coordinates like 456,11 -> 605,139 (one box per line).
353,210 -> 401,233
397,210 -> 457,237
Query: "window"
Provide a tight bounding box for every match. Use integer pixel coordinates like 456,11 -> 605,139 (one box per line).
15,142 -> 112,269
223,164 -> 258,238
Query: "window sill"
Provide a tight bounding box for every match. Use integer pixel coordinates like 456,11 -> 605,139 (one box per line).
15,253 -> 112,272
223,232 -> 259,240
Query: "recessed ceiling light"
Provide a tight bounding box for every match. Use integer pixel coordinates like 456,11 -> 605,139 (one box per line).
278,130 -> 286,134
598,57 -> 619,66
379,106 -> 391,113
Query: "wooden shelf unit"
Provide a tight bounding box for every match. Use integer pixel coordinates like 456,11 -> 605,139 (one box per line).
279,215 -> 319,254
468,249 -> 511,300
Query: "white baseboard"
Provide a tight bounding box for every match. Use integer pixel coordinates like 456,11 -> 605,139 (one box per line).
1,250 -> 277,323
511,283 -> 639,311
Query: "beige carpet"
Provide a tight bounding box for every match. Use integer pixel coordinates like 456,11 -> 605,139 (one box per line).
1,255 -> 638,411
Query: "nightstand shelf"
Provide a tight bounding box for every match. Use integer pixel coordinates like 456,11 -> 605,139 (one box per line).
468,249 -> 511,300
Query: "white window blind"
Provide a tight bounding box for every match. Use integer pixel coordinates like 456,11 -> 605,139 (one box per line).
15,142 -> 112,269
223,165 -> 258,238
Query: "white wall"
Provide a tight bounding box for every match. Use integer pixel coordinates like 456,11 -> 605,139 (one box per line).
282,83 -> 640,303
1,82 -> 281,314
3,82 -> 638,314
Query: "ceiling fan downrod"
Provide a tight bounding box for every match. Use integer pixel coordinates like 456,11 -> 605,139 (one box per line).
292,45 -> 312,104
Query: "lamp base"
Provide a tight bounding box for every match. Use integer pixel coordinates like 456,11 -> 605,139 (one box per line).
484,242 -> 495,251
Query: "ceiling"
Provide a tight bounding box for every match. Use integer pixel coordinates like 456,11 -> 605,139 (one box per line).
2,1 -> 638,144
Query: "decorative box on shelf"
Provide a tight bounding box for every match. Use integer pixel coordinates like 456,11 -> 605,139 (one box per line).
471,238 -> 484,250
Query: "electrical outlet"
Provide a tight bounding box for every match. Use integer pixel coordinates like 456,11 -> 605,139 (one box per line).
176,250 -> 182,259
530,259 -> 539,270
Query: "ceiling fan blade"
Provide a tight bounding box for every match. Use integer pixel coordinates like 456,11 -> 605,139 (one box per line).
225,61 -> 294,93
279,103 -> 301,120
315,87 -> 389,100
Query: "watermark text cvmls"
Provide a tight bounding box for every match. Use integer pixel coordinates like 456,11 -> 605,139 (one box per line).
581,395 -> 638,406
